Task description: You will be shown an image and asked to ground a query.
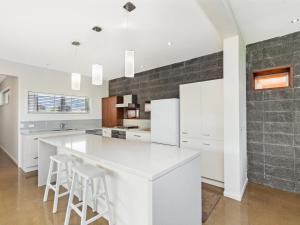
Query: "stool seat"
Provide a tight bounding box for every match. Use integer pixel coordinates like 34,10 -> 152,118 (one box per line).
50,154 -> 75,164
73,164 -> 106,179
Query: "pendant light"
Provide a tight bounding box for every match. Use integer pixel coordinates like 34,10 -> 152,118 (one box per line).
92,64 -> 103,85
71,73 -> 81,90
71,41 -> 81,91
124,2 -> 136,78
125,50 -> 134,78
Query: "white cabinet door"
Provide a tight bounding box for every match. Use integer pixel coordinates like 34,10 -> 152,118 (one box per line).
126,131 -> 151,142
22,136 -> 39,170
180,82 -> 202,138
180,137 -> 224,182
200,79 -> 224,140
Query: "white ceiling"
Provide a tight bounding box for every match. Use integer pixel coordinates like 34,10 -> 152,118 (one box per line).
0,0 -> 222,80
228,0 -> 300,44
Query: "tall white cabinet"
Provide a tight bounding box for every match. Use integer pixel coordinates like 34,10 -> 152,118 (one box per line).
180,79 -> 224,187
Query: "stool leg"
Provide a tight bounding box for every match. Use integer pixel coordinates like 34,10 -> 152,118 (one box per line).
81,179 -> 89,225
65,162 -> 71,191
78,176 -> 83,201
53,163 -> 62,213
102,177 -> 113,224
90,179 -> 97,212
64,172 -> 77,225
43,160 -> 54,202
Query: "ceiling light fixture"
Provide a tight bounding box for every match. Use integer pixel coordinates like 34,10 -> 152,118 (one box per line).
71,73 -> 81,91
124,2 -> 136,78
291,18 -> 300,23
92,26 -> 102,32
71,41 -> 81,91
168,41 -> 172,46
92,64 -> 103,85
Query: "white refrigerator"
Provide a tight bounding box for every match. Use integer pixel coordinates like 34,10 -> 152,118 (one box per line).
151,98 -> 180,146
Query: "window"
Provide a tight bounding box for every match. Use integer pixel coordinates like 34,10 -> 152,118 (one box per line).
253,66 -> 293,91
28,92 -> 89,113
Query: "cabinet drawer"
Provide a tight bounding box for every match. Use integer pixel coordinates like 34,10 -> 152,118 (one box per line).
23,153 -> 38,168
126,132 -> 151,142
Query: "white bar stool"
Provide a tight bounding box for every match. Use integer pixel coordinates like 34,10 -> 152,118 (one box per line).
43,154 -> 76,213
64,164 -> 112,225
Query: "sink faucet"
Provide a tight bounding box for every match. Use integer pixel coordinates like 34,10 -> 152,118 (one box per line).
60,123 -> 66,130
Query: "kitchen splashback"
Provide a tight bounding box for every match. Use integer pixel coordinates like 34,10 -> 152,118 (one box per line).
21,119 -> 102,131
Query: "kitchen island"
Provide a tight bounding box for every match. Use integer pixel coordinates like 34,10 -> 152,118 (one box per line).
38,134 -> 201,225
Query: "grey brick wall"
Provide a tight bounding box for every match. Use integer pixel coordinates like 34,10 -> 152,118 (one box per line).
109,52 -> 223,119
247,31 -> 300,193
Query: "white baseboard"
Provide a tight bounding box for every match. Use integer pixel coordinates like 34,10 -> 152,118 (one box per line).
0,144 -> 18,165
224,178 -> 248,202
202,177 -> 224,188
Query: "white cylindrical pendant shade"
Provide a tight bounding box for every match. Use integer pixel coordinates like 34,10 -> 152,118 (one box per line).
92,64 -> 103,85
125,50 -> 135,78
71,73 -> 81,90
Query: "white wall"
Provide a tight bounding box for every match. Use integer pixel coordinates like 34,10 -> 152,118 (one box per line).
0,58 -> 109,165
0,76 -> 18,163
223,35 -> 247,201
0,58 -> 109,121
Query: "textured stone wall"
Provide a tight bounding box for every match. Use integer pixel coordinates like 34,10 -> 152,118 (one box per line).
247,31 -> 300,193
109,52 -> 223,119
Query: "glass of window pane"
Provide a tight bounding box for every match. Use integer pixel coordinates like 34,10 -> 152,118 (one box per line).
71,96 -> 86,113
37,93 -> 55,112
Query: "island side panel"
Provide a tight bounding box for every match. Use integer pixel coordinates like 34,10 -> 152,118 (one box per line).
152,156 -> 202,225
38,140 -> 57,186
57,148 -> 153,225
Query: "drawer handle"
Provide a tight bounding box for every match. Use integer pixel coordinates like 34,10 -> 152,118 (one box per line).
203,143 -> 210,146
202,134 -> 210,136
34,138 -> 38,140
182,140 -> 188,143
182,132 -> 188,134
134,135 -> 141,138
33,156 -> 38,159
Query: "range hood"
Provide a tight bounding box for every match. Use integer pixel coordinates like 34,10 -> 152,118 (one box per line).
116,95 -> 138,108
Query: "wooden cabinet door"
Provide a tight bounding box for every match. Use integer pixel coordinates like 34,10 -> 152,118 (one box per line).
102,96 -> 123,127
102,97 -> 110,127
180,82 -> 202,138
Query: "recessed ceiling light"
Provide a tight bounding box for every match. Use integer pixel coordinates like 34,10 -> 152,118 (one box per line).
291,18 -> 300,24
167,41 -> 172,46
92,26 -> 102,32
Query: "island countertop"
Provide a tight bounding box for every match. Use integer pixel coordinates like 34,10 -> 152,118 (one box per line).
39,134 -> 200,181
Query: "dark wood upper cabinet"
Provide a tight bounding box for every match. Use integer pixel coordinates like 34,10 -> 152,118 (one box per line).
102,96 -> 123,127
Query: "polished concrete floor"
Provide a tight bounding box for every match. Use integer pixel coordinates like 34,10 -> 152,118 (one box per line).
1,149 -> 300,225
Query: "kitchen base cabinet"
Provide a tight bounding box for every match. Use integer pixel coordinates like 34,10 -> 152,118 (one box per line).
180,137 -> 224,186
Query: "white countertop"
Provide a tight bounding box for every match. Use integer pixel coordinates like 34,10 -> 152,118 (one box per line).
21,128 -> 101,135
39,134 -> 200,181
